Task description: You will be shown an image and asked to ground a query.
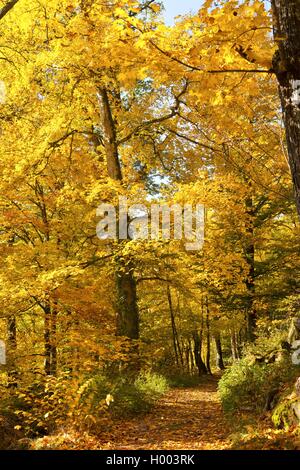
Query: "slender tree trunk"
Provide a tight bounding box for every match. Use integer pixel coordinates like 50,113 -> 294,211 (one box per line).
231,331 -> 239,361
238,329 -> 243,354
50,304 -> 57,375
205,299 -> 212,375
167,286 -> 179,366
184,342 -> 191,374
214,332 -> 225,370
174,295 -> 184,368
271,0 -> 300,218
194,299 -> 208,375
189,338 -> 196,372
44,304 -> 51,375
245,197 -> 256,341
7,315 -> 17,387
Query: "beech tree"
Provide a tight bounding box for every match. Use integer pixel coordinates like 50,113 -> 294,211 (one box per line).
271,0 -> 300,217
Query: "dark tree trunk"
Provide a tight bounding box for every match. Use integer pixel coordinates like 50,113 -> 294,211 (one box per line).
193,332 -> 207,375
50,305 -> 58,375
44,304 -> 51,375
0,1 -> 20,21
271,0 -> 300,218
214,332 -> 225,370
205,300 -> 212,375
7,315 -> 17,387
116,267 -> 139,340
42,302 -> 58,376
167,286 -> 179,366
194,299 -> 208,375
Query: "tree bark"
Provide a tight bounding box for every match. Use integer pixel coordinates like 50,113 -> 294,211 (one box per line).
245,197 -> 256,341
184,342 -> 191,374
0,0 -> 19,21
167,286 -> 179,367
205,300 -> 212,375
50,304 -> 57,375
188,339 -> 195,372
7,315 -> 17,387
98,87 -> 122,181
214,332 -> 225,370
98,87 -> 139,362
193,331 -> 207,375
271,0 -> 300,218
44,303 -> 51,375
231,331 -> 240,361
116,266 -> 139,340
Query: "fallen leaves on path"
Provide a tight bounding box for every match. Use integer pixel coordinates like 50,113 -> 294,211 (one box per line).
31,377 -> 231,450
97,377 -> 230,450
29,377 -> 300,450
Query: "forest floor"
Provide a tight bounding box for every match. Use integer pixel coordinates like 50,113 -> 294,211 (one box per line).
29,375 -> 300,450
96,375 -> 231,450
31,375 -> 232,450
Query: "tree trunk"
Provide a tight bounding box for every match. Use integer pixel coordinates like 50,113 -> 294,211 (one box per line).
188,339 -> 195,373
98,87 -> 139,355
271,0 -> 300,218
167,286 -> 179,367
193,332 -> 207,375
116,267 -> 139,340
44,304 -> 51,375
205,300 -> 212,375
0,1 -> 20,21
214,332 -> 225,370
167,286 -> 184,368
231,331 -> 240,361
245,197 -> 256,341
98,87 -> 122,181
7,315 -> 17,387
50,304 -> 57,375
194,300 -> 208,375
184,342 -> 191,374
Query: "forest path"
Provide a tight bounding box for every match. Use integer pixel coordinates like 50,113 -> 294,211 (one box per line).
98,376 -> 231,450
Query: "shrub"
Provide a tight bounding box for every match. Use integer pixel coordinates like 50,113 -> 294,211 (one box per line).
11,374 -> 76,437
135,371 -> 169,402
167,373 -> 202,388
219,355 -> 299,414
74,370 -> 169,420
111,371 -> 168,417
3,370 -> 169,439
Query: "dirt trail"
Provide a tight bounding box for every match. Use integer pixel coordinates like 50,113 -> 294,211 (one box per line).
99,377 -> 231,450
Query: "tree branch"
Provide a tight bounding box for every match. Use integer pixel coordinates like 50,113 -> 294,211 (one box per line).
207,69 -> 271,74
118,109 -> 178,145
129,0 -> 156,17
164,127 -> 221,153
136,277 -> 171,284
0,0 -> 19,21
80,254 -> 113,269
150,39 -> 271,74
117,81 -> 188,145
